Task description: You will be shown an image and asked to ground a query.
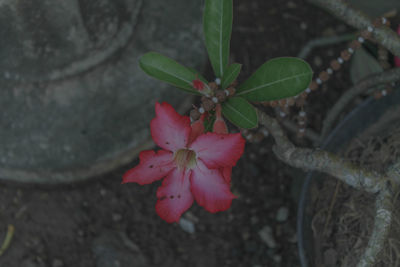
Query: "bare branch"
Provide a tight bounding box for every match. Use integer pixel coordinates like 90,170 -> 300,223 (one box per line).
357,187 -> 393,267
320,68 -> 400,142
308,0 -> 400,57
257,108 -> 388,193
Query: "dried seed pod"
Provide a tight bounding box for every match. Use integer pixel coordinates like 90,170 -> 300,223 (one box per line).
330,60 -> 341,71
309,81 -> 318,91
340,50 -> 351,61
208,82 -> 218,91
287,97 -> 295,106
202,98 -> 215,111
295,98 -> 306,107
226,87 -> 236,96
270,101 -> 278,107
360,30 -> 372,39
261,101 -> 270,107
215,90 -> 227,102
374,91 -> 382,99
190,109 -> 201,121
319,71 -> 330,82
372,18 -> 382,27
297,127 -> 306,138
251,132 -> 265,143
349,40 -> 361,50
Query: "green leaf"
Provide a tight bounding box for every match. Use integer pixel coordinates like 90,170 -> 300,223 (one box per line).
139,52 -> 202,95
188,67 -> 209,84
222,97 -> 258,129
221,63 -> 241,89
236,57 -> 313,101
203,0 -> 233,78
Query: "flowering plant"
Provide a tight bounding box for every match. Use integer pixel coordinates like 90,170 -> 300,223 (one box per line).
123,0 -> 312,223
122,0 -> 400,265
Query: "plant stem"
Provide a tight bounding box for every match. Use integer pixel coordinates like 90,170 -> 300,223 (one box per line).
357,187 -> 393,267
320,68 -> 400,142
308,0 -> 400,58
256,108 -> 388,193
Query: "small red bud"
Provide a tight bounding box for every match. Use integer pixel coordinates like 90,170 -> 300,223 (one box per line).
192,79 -> 205,91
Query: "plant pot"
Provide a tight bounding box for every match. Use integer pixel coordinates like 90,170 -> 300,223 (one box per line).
0,0 -> 206,184
298,87 -> 400,266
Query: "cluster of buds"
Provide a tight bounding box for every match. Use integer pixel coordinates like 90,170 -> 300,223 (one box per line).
190,78 -> 236,122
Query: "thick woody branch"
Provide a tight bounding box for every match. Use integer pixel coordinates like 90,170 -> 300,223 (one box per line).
320,68 -> 400,142
357,187 -> 393,267
308,0 -> 400,58
257,108 -> 388,193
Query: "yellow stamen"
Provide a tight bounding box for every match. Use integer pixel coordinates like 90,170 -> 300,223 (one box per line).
174,149 -> 197,170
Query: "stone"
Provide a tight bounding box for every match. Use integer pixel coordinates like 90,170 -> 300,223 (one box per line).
0,0 -> 206,184
258,225 -> 277,248
275,206 -> 289,222
179,217 -> 195,234
92,231 -> 148,267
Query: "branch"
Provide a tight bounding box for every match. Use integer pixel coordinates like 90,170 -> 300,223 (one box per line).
320,68 -> 400,142
357,187 -> 393,267
308,0 -> 400,58
386,159 -> 400,185
297,33 -> 356,59
256,108 -> 388,193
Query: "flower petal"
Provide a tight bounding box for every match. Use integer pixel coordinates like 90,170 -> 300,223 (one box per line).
221,167 -> 232,184
191,160 -> 236,213
190,132 -> 245,168
122,150 -> 175,185
151,102 -> 191,152
155,168 -> 194,223
188,114 -> 205,144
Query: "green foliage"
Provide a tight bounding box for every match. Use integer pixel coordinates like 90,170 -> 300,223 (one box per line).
203,0 -> 233,78
221,63 -> 242,89
139,52 -> 202,95
222,97 -> 258,129
236,57 -> 313,101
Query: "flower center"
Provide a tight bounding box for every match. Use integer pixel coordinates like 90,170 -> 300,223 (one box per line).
174,149 -> 197,170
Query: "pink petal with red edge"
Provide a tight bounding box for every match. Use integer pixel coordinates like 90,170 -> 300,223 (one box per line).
191,160 -> 236,213
122,150 -> 175,185
221,167 -> 232,184
190,132 -> 245,168
155,168 -> 194,223
188,114 -> 205,144
151,102 -> 191,152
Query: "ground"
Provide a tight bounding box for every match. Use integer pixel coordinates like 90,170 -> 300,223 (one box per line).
0,1 -> 383,266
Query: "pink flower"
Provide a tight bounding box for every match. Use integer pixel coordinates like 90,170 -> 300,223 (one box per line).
395,25 -> 400,67
123,102 -> 245,223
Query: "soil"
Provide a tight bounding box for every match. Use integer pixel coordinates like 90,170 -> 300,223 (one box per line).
0,1 -> 396,267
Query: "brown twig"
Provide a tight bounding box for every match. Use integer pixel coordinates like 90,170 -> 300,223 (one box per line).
356,187 -> 393,267
308,0 -> 400,58
320,68 -> 400,143
256,108 -> 389,193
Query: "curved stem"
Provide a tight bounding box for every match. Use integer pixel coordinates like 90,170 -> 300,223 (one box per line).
357,187 -> 393,267
320,68 -> 400,142
308,0 -> 400,57
256,108 -> 389,193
